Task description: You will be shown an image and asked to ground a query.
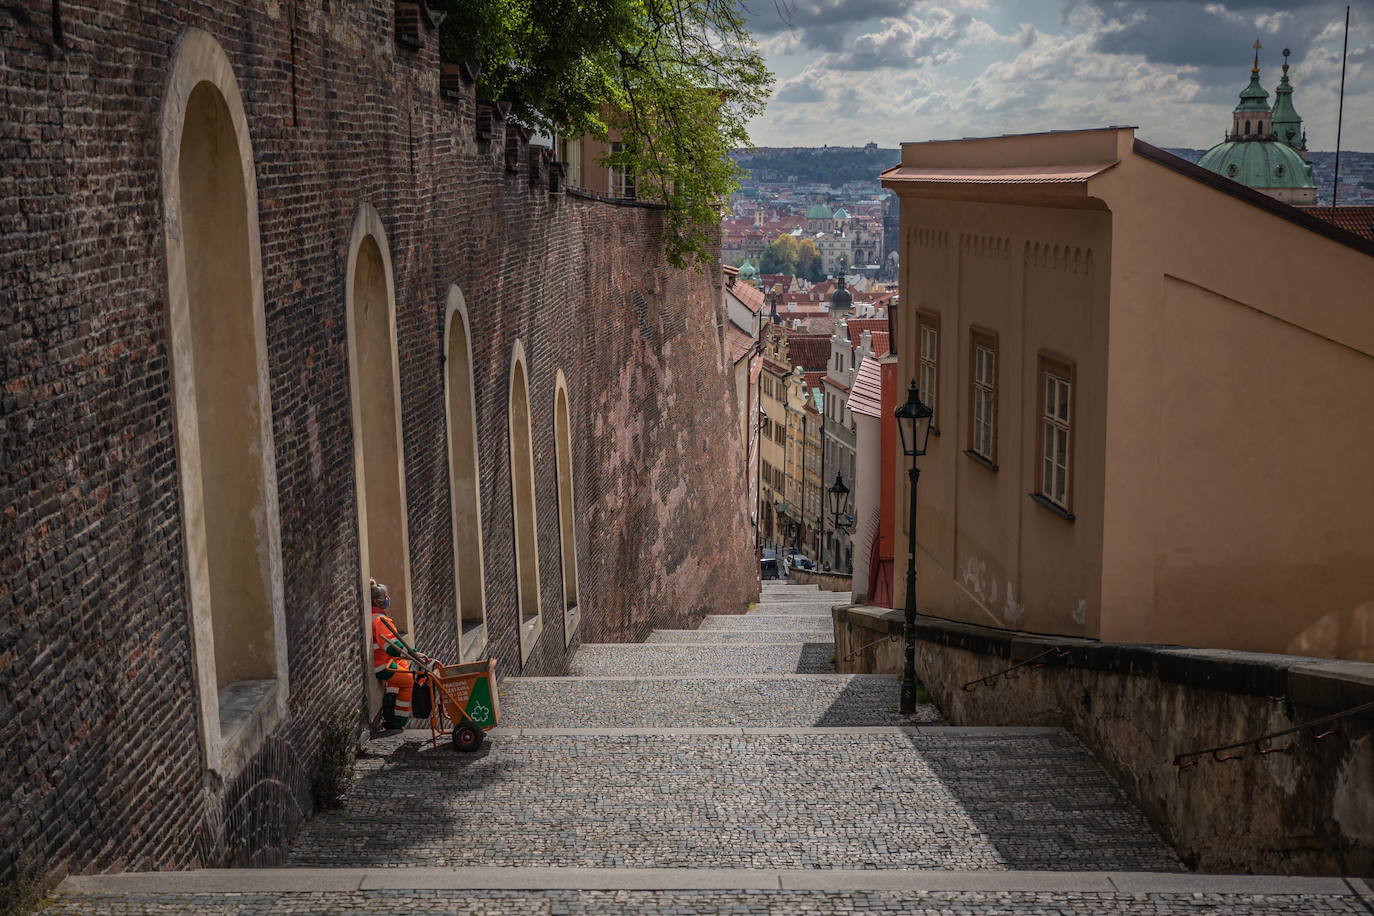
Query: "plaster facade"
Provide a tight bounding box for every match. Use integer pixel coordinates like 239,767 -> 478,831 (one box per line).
884,127 -> 1374,662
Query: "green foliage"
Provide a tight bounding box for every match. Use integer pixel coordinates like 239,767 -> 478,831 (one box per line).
0,855 -> 50,916
757,234 -> 821,280
795,238 -> 823,281
437,0 -> 773,269
311,713 -> 357,810
758,234 -> 798,275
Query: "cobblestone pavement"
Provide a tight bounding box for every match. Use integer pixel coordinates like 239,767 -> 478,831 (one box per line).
500,675 -> 939,727
646,629 -> 834,643
48,889 -> 1368,914
289,731 -> 1181,870
58,581 -> 1249,913
568,643 -> 836,674
745,603 -> 836,615
700,614 -> 841,630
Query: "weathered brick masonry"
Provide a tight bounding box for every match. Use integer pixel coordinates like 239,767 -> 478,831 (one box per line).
0,0 -> 756,881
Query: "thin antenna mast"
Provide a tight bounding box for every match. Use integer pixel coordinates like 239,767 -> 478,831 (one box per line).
1331,5 -> 1349,211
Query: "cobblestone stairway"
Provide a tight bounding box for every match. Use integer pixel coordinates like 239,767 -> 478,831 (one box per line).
52,581 -> 1374,913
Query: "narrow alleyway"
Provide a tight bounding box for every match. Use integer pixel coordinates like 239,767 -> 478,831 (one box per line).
52,583 -> 1370,913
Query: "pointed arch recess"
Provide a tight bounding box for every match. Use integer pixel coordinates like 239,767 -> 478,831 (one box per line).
160,28 -> 288,777
345,203 -> 415,710
444,287 -> 489,660
508,341 -> 543,664
553,370 -> 582,645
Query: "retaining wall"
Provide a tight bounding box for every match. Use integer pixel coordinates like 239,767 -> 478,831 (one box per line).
833,605 -> 1374,876
787,569 -> 852,592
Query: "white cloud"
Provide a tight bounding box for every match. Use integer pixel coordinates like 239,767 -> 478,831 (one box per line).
748,0 -> 1374,150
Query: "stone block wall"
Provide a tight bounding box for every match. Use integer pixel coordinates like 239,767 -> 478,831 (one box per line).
833,607 -> 1374,875
787,569 -> 852,592
0,0 -> 756,882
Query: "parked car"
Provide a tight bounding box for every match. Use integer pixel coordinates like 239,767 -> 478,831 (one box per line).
760,548 -> 779,580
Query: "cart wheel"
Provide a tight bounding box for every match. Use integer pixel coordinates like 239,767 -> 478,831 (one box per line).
453,723 -> 485,752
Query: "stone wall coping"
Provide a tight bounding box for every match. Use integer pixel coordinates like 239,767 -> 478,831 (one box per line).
833,604 -> 1374,716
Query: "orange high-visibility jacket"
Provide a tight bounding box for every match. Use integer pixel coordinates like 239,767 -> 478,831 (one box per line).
371,610 -> 411,677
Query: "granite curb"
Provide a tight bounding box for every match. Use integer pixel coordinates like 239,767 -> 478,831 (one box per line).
60,867 -> 1364,896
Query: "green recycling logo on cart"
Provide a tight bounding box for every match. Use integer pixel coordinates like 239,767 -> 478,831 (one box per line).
465,676 -> 495,726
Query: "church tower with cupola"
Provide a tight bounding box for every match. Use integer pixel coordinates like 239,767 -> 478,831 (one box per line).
1198,41 -> 1316,204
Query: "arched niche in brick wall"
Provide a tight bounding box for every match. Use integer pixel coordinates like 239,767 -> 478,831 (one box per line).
508,341 -> 544,665
443,286 -> 488,661
160,28 -> 288,778
553,370 -> 582,646
344,203 -> 415,713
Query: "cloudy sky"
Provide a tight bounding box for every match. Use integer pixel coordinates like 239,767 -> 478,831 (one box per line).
743,0 -> 1373,151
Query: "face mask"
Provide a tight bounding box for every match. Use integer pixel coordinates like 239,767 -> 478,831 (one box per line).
375,596 -> 390,610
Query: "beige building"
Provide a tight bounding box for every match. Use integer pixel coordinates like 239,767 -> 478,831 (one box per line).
758,326 -> 791,548
883,127 -> 1374,663
560,133 -> 636,198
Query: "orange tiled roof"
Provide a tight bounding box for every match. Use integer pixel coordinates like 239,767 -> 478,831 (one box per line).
784,334 -> 833,372
1300,206 -> 1374,242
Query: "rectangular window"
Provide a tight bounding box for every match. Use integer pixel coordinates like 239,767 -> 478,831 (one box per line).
610,141 -> 636,199
564,137 -> 583,189
918,311 -> 939,429
968,329 -> 997,465
1038,356 -> 1074,512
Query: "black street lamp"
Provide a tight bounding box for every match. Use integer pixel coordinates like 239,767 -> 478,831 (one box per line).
894,380 -> 934,713
827,472 -> 850,532
827,471 -> 850,572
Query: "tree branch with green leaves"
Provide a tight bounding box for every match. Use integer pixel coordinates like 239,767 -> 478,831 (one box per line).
437,0 -> 773,269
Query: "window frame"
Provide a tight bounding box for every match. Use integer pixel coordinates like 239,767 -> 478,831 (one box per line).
917,309 -> 940,434
965,326 -> 999,469
1032,353 -> 1076,521
609,140 -> 636,199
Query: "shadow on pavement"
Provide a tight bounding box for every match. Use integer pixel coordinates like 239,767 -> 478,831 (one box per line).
795,641 -> 836,673
906,728 -> 1184,872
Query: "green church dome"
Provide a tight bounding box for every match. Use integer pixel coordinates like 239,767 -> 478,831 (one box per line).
738,259 -> 758,278
1198,138 -> 1313,189
805,202 -> 833,220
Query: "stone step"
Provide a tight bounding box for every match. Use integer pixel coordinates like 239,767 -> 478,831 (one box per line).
568,643 -> 835,675
701,614 -> 838,631
646,629 -> 830,644
747,604 -> 835,616
499,674 -> 929,728
54,868 -> 1366,915
753,598 -> 837,607
285,728 -> 1182,871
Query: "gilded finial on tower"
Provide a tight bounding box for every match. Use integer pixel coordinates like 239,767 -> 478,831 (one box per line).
1252,38 -> 1262,73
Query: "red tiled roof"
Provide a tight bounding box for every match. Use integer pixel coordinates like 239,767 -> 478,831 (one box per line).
784,334 -> 832,371
849,355 -> 884,418
868,331 -> 890,356
846,318 -> 888,340
732,281 -> 765,313
803,370 -> 826,392
1300,206 -> 1374,242
727,325 -> 756,365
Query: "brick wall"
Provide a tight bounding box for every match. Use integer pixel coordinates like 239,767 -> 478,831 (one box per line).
0,0 -> 757,881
